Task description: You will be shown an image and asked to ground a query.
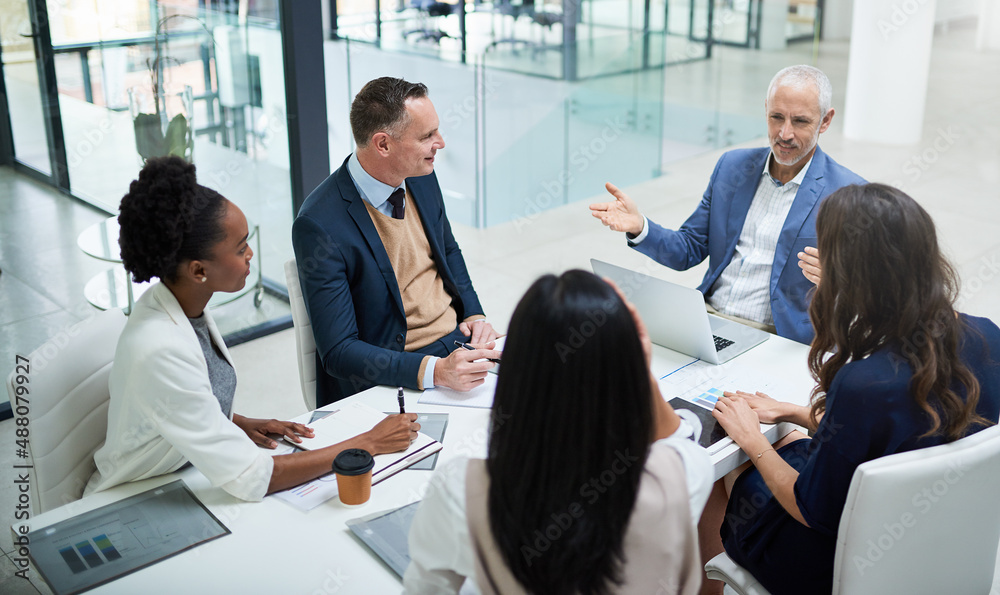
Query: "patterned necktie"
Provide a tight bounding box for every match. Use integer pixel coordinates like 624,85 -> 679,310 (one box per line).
387,187 -> 405,220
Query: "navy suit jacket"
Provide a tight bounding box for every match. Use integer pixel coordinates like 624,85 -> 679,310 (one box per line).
632,146 -> 865,344
292,157 -> 484,405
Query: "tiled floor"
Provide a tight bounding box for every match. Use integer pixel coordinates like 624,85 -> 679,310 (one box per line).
1,18 -> 999,593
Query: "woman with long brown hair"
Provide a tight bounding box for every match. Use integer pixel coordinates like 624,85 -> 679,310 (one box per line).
706,183 -> 1000,594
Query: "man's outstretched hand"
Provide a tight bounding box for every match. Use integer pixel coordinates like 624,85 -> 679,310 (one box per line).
589,182 -> 645,237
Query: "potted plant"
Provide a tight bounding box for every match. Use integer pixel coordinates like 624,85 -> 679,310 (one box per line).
128,14 -> 210,163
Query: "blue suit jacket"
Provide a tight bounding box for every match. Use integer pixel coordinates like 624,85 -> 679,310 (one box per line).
632,146 -> 865,344
292,157 -> 484,405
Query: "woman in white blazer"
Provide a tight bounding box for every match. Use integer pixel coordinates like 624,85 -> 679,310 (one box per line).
86,156 -> 418,502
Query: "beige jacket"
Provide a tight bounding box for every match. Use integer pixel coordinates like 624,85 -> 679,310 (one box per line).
464,446 -> 702,595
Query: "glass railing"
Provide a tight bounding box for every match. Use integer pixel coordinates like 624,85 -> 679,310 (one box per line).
330,0 -> 781,229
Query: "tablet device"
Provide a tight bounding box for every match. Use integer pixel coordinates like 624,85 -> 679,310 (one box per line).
28,480 -> 229,595
346,502 -> 422,578
668,397 -> 729,451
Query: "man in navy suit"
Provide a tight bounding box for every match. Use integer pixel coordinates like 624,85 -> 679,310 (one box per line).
590,65 -> 864,344
293,78 -> 499,406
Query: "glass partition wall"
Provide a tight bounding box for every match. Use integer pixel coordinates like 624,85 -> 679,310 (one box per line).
0,0 -> 55,177
2,0 -> 294,339
334,0 -> 711,78
3,0 -> 817,345
331,0 -> 771,228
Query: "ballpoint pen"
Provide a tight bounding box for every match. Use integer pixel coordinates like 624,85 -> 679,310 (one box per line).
397,386 -> 405,414
453,340 -> 502,364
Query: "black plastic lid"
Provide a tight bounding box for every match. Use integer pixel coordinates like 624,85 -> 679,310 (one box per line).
332,448 -> 374,476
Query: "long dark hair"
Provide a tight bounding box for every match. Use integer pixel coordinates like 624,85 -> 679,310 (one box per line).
808,183 -> 990,439
486,270 -> 654,594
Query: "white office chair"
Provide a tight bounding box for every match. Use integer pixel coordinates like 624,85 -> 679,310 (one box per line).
705,423 -> 1000,595
6,309 -> 127,514
284,258 -> 317,411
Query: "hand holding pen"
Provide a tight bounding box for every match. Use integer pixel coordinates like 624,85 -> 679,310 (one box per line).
454,340 -> 502,363
432,342 -> 502,391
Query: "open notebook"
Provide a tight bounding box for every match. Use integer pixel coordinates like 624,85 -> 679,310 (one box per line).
291,402 -> 442,482
275,403 -> 442,511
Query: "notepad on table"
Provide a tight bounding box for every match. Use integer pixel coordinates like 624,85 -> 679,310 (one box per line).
418,373 -> 498,409
275,402 -> 442,511
289,402 -> 442,485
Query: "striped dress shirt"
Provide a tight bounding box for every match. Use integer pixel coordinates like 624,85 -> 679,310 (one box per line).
707,153 -> 813,325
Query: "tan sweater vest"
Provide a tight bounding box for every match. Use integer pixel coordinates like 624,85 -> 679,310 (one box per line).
364,192 -> 458,353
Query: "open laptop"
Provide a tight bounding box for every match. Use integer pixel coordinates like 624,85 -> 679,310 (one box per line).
591,259 -> 769,364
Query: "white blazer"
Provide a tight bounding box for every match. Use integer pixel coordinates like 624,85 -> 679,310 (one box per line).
86,282 -> 273,501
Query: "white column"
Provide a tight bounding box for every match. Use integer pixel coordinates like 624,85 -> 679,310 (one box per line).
822,0 -> 854,39
978,0 -> 1000,51
759,0 -> 790,50
842,0 -> 936,145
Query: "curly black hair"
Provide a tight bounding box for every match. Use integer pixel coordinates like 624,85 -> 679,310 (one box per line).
118,156 -> 228,283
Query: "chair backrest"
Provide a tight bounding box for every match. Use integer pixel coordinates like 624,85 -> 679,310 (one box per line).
832,423 -> 1000,594
6,309 -> 127,514
284,258 -> 317,411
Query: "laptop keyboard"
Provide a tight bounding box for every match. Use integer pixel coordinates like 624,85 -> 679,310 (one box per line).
713,335 -> 735,352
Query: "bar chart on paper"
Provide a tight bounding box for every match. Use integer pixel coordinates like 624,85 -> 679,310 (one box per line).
58,533 -> 123,574
659,360 -> 799,410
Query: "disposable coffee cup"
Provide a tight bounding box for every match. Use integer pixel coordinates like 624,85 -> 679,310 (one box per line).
333,449 -> 374,506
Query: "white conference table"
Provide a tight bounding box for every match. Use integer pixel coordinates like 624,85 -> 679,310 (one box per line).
18,336 -> 813,594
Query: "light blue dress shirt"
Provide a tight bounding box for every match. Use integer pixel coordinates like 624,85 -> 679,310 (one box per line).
345,153 -> 438,389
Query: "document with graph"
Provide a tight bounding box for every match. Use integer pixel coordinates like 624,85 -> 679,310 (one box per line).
659,359 -> 797,411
